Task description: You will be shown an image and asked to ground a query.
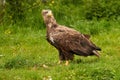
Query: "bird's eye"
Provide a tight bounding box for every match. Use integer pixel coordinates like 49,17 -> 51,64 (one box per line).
45,11 -> 48,14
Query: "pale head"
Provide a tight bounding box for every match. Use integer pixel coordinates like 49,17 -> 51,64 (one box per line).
42,9 -> 52,17
42,9 -> 57,27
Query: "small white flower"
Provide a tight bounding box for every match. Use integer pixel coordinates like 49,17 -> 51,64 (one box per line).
43,76 -> 52,80
0,55 -> 3,57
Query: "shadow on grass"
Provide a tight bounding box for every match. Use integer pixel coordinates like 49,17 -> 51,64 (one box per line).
72,56 -> 100,64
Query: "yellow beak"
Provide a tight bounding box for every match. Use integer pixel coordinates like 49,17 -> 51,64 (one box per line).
47,11 -> 52,17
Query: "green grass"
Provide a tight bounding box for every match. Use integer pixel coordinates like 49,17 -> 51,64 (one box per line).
0,20 -> 120,80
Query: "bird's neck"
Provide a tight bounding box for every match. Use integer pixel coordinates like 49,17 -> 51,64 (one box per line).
46,22 -> 57,35
46,17 -> 57,29
45,16 -> 58,36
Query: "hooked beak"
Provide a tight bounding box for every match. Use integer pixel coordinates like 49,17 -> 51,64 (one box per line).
47,11 -> 52,17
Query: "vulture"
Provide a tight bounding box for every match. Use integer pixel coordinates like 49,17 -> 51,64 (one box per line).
42,9 -> 101,65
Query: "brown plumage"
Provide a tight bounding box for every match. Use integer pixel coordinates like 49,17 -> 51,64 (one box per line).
42,10 -> 101,65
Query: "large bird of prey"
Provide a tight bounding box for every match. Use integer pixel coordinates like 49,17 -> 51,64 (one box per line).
42,10 -> 101,65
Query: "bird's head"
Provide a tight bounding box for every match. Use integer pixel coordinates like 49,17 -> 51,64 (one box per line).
42,9 -> 57,27
42,9 -> 53,18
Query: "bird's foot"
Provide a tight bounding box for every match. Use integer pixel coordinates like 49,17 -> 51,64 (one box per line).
58,60 -> 62,64
65,60 -> 69,66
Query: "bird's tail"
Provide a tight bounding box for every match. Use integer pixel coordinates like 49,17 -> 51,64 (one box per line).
95,46 -> 101,51
92,50 -> 100,57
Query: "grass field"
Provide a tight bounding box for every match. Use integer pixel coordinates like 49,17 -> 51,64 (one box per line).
0,20 -> 120,80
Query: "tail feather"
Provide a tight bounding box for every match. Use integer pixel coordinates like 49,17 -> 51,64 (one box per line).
92,50 -> 100,57
96,47 -> 101,51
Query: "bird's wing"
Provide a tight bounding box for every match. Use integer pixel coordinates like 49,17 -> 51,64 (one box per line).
83,34 -> 90,39
52,25 -> 95,55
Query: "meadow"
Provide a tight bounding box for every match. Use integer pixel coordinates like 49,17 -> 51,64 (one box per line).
0,0 -> 120,80
0,20 -> 120,80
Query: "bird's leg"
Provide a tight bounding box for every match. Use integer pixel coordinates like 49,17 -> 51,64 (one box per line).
58,51 -> 64,64
65,60 -> 69,66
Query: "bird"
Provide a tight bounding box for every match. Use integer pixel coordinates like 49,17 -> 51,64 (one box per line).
41,9 -> 101,65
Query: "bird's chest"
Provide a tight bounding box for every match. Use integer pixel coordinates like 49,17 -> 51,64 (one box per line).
47,33 -> 55,44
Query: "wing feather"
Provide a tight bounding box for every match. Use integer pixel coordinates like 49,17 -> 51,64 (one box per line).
51,25 -> 96,56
